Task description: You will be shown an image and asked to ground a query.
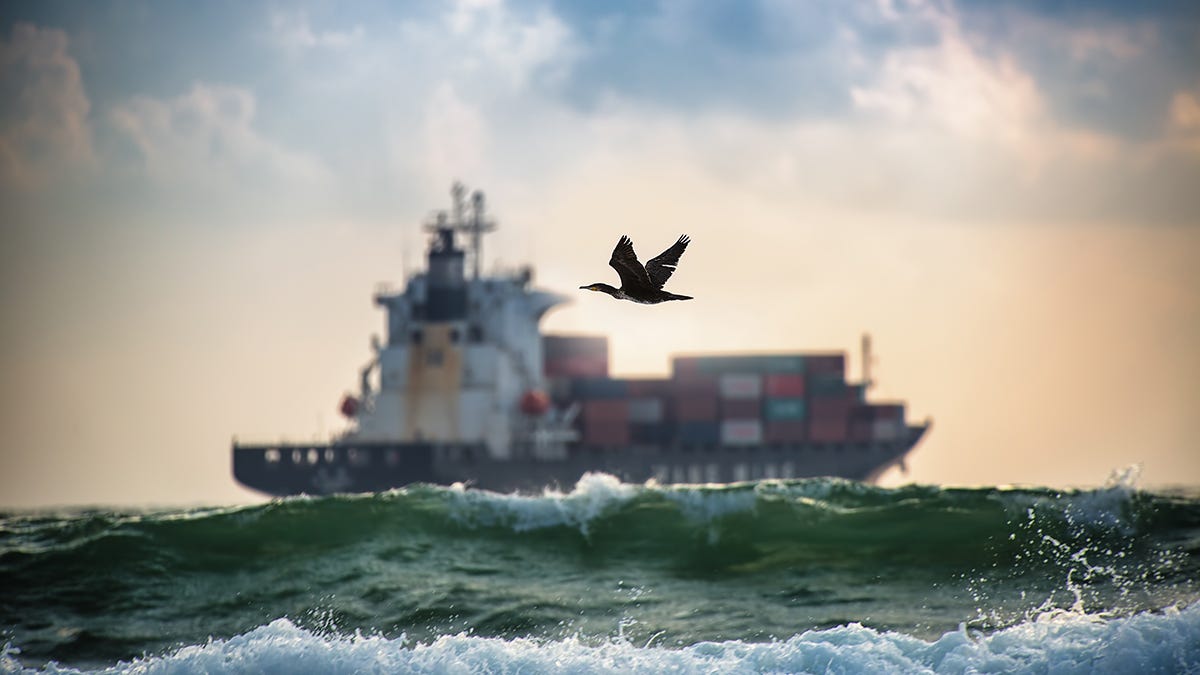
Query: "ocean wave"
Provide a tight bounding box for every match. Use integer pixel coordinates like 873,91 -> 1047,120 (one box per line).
6,602 -> 1198,675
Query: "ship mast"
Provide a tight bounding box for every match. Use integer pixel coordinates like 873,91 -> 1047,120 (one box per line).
861,332 -> 874,390
437,182 -> 497,279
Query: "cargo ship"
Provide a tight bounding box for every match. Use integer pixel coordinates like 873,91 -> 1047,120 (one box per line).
232,184 -> 930,496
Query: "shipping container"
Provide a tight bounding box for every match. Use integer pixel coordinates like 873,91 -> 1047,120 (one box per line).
626,379 -> 673,397
628,397 -> 666,423
764,397 -> 807,420
672,356 -> 702,376
809,417 -> 848,443
848,419 -> 873,442
810,396 -> 853,421
630,421 -> 673,444
675,395 -> 719,421
677,421 -> 719,444
805,354 -> 845,377
683,354 -> 807,374
721,398 -> 762,419
872,419 -> 904,441
572,378 -> 629,399
765,420 -> 807,443
582,422 -> 631,446
808,373 -> 847,397
720,419 -> 763,445
719,373 -> 763,399
764,373 -> 805,397
672,372 -> 720,396
582,399 -> 629,424
544,334 -> 607,358
544,354 -> 608,378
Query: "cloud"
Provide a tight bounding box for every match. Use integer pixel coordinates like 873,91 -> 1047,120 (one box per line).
269,10 -> 364,51
0,23 -> 94,189
109,82 -> 329,189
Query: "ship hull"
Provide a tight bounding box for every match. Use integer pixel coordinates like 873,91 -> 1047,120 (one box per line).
232,424 -> 927,496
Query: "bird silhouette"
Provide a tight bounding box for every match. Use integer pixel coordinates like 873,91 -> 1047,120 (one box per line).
580,235 -> 693,304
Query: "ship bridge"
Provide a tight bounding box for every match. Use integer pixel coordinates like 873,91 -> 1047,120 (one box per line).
345,183 -> 568,458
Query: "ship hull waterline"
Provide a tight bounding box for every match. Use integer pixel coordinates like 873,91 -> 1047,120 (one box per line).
232,424 -> 928,496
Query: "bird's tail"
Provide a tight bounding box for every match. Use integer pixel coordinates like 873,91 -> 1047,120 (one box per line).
668,293 -> 693,301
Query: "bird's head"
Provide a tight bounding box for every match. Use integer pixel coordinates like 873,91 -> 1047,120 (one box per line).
580,282 -> 618,296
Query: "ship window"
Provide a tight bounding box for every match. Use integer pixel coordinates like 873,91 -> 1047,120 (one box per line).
324,449 -> 335,463
386,450 -> 400,466
468,325 -> 484,342
265,449 -> 280,464
307,448 -> 319,465
411,329 -> 423,345
292,449 -> 303,464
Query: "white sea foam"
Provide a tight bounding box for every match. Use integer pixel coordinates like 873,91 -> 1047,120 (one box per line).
445,472 -> 639,535
7,603 -> 1198,675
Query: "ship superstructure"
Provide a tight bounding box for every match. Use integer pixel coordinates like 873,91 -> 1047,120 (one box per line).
233,184 -> 929,495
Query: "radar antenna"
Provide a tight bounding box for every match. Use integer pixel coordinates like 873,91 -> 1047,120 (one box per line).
423,182 -> 497,278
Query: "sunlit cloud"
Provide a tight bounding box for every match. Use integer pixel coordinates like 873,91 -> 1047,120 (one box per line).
0,23 -> 93,189
109,82 -> 330,188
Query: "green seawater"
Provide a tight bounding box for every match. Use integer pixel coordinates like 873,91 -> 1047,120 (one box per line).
2,475 -> 1198,671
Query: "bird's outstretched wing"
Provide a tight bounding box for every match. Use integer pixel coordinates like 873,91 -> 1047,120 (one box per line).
644,235 -> 690,289
608,235 -> 652,290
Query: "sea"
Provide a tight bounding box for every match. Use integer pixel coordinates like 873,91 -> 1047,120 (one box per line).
2,470 -> 1198,674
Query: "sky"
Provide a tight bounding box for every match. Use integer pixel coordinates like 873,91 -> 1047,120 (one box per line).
1,0 -> 1198,508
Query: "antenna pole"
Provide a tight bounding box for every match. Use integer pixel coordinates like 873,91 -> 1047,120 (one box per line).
861,332 -> 874,390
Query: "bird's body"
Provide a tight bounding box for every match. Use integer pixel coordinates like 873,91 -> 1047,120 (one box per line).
581,235 -> 692,304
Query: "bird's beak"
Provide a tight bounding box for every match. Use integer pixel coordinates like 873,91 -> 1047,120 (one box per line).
579,285 -> 591,291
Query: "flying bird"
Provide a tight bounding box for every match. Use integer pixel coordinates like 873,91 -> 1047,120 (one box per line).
580,234 -> 693,304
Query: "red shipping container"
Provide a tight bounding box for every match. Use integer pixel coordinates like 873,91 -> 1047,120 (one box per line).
765,420 -> 807,443
583,399 -> 629,424
810,397 -> 854,421
672,373 -> 719,396
583,422 -> 630,445
848,419 -> 873,442
721,398 -> 762,419
764,373 -> 805,397
627,379 -> 673,397
809,417 -> 848,442
545,354 -> 608,378
672,356 -> 702,376
675,395 -> 718,421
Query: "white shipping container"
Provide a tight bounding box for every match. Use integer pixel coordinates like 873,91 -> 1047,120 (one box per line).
718,373 -> 763,399
628,397 -> 665,423
720,419 -> 763,445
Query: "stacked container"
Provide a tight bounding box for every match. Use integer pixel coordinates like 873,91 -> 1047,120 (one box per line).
545,342 -> 906,449
544,335 -> 608,378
